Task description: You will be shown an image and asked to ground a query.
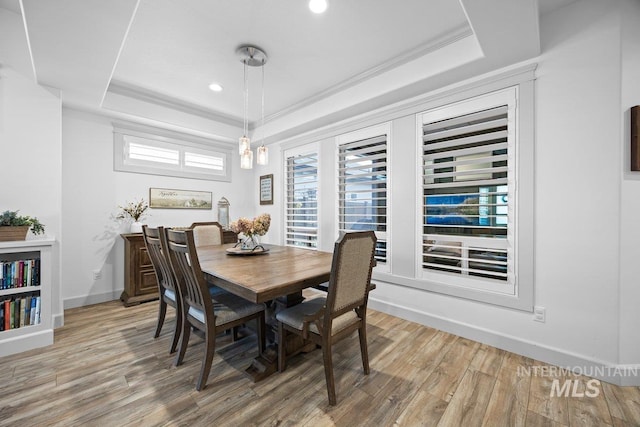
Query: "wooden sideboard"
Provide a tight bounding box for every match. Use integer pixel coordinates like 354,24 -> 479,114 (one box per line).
120,233 -> 158,306
120,230 -> 237,307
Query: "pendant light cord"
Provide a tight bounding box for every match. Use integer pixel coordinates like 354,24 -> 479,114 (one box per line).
261,58 -> 265,146
243,59 -> 249,137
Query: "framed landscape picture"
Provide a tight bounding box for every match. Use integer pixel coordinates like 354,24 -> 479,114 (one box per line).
260,174 -> 273,205
149,188 -> 212,209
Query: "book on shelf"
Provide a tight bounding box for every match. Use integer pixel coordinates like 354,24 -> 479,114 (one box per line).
3,300 -> 8,330
9,300 -> 15,329
34,296 -> 41,325
30,297 -> 36,325
18,298 -> 25,327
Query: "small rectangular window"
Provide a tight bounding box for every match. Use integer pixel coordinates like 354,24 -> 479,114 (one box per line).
184,152 -> 224,171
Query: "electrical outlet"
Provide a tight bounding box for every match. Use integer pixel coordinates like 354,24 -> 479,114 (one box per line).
93,270 -> 102,281
533,306 -> 546,323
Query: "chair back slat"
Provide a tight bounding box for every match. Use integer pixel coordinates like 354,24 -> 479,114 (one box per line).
166,228 -> 213,320
326,231 -> 377,315
143,225 -> 178,294
190,222 -> 224,247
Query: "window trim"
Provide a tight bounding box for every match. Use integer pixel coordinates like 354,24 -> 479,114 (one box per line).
113,122 -> 232,182
336,123 -> 391,273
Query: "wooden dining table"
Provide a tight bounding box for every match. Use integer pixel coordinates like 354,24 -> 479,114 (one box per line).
197,243 -> 334,381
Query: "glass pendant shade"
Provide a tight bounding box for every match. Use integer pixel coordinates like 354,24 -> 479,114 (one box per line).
240,148 -> 253,169
257,145 -> 268,165
239,136 -> 251,155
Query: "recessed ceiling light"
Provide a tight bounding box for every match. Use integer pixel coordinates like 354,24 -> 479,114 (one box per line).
309,0 -> 327,14
208,83 -> 223,92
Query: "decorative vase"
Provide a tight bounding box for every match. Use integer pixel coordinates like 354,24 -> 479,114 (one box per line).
130,222 -> 143,233
241,234 -> 259,250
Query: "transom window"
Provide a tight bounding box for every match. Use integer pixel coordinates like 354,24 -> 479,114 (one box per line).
114,123 -> 231,181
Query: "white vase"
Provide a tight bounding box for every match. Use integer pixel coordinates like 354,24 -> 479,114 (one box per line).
130,222 -> 143,233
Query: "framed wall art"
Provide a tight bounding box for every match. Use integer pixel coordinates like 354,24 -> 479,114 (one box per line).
260,174 -> 273,205
149,188 -> 212,209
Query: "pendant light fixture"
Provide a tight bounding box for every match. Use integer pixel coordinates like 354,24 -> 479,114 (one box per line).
256,55 -> 268,166
237,45 -> 268,169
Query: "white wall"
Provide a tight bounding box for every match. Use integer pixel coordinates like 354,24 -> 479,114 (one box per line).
61,108 -> 254,308
619,0 -> 640,371
266,0 -> 640,383
0,67 -> 63,325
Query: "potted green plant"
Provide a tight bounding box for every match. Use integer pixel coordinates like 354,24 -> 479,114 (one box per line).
0,210 -> 46,242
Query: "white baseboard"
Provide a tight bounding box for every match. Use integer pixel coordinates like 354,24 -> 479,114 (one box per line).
63,290 -> 121,310
53,313 -> 64,328
0,329 -> 53,358
369,297 -> 640,386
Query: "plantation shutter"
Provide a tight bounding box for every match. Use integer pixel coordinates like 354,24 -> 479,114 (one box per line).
286,152 -> 318,249
422,105 -> 510,282
338,134 -> 387,263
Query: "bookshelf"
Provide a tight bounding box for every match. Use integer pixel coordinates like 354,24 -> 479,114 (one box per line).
0,238 -> 54,357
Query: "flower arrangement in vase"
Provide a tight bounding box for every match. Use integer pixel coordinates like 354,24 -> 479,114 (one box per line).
117,199 -> 149,233
229,213 -> 271,250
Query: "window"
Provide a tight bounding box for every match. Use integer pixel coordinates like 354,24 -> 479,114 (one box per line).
337,124 -> 389,267
420,89 -> 517,295
285,149 -> 318,249
114,123 -> 231,181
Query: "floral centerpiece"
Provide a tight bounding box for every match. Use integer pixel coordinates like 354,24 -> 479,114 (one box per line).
117,199 -> 149,233
230,213 -> 270,250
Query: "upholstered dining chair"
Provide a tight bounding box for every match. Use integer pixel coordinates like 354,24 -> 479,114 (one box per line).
276,230 -> 377,405
189,221 -> 242,340
165,228 -> 266,391
142,225 -> 182,354
189,221 -> 224,247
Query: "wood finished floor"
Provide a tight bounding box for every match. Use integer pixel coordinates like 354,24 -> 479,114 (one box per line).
1,299 -> 639,427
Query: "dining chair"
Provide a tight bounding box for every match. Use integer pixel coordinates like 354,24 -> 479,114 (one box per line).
276,230 -> 377,405
189,221 -> 224,247
189,221 -> 241,340
142,225 -> 182,354
165,228 -> 266,391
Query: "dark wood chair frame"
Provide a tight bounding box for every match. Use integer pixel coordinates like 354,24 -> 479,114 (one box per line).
165,228 -> 266,391
142,225 -> 182,354
277,230 -> 377,405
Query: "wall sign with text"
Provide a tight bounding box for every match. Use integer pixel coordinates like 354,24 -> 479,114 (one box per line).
260,174 -> 273,205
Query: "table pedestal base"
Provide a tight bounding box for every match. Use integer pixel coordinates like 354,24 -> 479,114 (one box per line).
243,292 -> 317,382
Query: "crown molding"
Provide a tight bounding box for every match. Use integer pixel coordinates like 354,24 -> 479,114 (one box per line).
106,80 -> 243,128
263,25 -> 473,124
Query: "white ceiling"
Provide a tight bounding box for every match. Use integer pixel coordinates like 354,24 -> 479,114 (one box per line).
0,0 -> 580,143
